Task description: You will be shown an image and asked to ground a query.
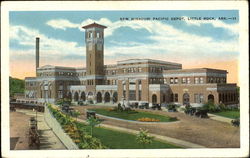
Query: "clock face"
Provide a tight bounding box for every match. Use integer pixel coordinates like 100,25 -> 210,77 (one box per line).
97,43 -> 102,51
88,43 -> 92,51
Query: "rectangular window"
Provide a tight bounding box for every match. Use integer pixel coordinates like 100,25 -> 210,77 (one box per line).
174,78 -> 178,84
194,94 -> 204,103
174,94 -> 178,102
200,77 -> 204,84
170,78 -> 174,84
58,91 -> 63,99
170,94 -> 174,102
200,94 -> 204,103
164,78 -> 167,84
138,68 -> 142,72
194,94 -> 199,103
195,77 -> 199,84
182,78 -> 186,84
187,78 -> 191,84
210,77 -> 213,83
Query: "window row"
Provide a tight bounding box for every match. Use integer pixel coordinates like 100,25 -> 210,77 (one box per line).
194,94 -> 204,103
170,93 -> 178,102
170,77 -> 204,84
207,77 -> 226,83
87,31 -> 103,39
149,67 -> 168,73
105,70 -> 117,75
26,82 -> 37,87
123,67 -> 142,73
105,80 -> 117,85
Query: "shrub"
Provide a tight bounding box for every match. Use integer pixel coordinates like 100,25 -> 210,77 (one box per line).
169,117 -> 178,121
78,135 -> 107,149
167,104 -> 177,112
202,101 -> 220,112
87,116 -> 101,136
136,128 -> 154,148
78,101 -> 84,106
47,104 -> 106,149
218,103 -> 226,111
231,118 -> 240,127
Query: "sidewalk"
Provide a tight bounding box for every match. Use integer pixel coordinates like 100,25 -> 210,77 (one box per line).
77,117 -> 205,148
16,109 -> 66,150
207,113 -> 233,124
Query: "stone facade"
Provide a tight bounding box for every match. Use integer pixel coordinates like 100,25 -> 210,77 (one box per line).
24,22 -> 239,107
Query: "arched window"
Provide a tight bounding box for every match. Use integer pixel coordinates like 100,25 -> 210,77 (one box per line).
152,94 -> 157,104
208,94 -> 214,103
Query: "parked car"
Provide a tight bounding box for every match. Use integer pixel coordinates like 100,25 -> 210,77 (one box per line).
167,104 -> 177,112
138,102 -> 149,109
151,104 -> 161,110
184,107 -> 196,115
194,109 -> 208,118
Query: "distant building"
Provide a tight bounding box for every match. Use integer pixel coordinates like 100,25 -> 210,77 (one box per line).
23,22 -> 238,107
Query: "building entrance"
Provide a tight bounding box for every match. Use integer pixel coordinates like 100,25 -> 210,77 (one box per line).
183,93 -> 190,106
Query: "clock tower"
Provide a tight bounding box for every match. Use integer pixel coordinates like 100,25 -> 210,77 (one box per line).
82,22 -> 107,85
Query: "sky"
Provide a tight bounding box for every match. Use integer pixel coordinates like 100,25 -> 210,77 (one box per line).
9,10 -> 239,84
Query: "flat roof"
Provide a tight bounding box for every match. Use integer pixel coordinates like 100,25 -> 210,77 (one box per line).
117,58 -> 182,66
164,68 -> 228,73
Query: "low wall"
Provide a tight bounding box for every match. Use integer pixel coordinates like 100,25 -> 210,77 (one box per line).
44,105 -> 78,149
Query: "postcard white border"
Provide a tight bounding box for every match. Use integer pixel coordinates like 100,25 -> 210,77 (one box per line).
1,1 -> 249,158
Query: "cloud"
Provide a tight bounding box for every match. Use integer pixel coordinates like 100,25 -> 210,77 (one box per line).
89,18 -> 239,64
9,25 -> 85,63
12,17 -> 239,69
46,19 -> 79,30
183,16 -> 238,35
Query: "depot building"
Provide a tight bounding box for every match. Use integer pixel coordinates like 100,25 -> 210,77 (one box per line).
24,22 -> 239,107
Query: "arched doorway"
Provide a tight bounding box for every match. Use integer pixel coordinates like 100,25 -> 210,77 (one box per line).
183,93 -> 190,106
113,92 -> 118,103
67,92 -> 72,100
152,94 -> 157,104
87,91 -> 94,100
81,92 -> 86,101
208,94 -> 214,103
104,92 -> 110,103
74,92 -> 79,102
96,92 -> 102,103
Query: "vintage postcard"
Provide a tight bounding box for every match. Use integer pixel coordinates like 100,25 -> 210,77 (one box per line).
1,1 -> 249,158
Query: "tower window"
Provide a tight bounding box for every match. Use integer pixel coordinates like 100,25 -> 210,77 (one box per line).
97,32 -> 100,38
88,32 -> 93,38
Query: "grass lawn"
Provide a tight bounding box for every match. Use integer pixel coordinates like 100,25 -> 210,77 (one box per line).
212,110 -> 240,119
92,127 -> 181,149
90,108 -> 176,122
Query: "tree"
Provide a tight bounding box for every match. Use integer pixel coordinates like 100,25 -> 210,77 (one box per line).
86,116 -> 101,136
9,77 -> 25,97
72,110 -> 81,122
136,128 -> 154,148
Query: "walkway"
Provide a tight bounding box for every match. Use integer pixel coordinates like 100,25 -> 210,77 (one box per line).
73,106 -> 240,148
207,113 -> 233,124
13,109 -> 66,150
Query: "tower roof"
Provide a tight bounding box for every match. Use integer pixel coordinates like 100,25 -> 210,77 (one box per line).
82,22 -> 107,29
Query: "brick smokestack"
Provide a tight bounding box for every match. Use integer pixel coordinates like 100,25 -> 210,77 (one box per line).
36,37 -> 39,75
